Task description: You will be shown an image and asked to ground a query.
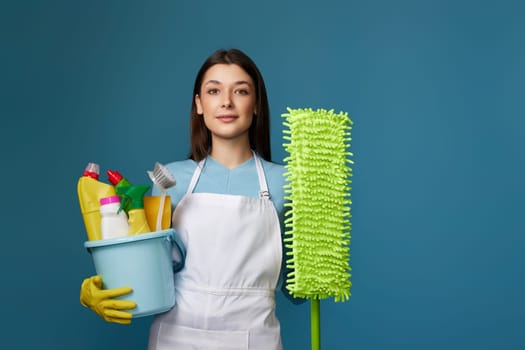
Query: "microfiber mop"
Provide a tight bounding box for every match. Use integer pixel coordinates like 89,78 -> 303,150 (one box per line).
282,107 -> 353,350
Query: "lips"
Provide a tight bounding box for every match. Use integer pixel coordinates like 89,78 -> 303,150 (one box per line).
216,115 -> 238,122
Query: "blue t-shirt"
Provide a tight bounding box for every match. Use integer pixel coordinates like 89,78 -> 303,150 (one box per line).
151,155 -> 286,221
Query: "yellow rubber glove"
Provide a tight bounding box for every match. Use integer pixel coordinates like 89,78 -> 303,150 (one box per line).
80,275 -> 137,325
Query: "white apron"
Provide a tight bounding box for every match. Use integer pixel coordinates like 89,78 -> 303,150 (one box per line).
149,153 -> 283,350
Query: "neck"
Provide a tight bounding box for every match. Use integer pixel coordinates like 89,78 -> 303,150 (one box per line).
209,139 -> 253,169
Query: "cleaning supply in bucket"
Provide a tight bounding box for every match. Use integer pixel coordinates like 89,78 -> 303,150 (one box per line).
282,107 -> 353,350
119,185 -> 152,234
144,196 -> 172,230
78,162 -> 117,241
147,162 -> 176,231
108,170 -> 133,215
100,195 -> 129,239
107,170 -> 132,191
83,162 -> 100,179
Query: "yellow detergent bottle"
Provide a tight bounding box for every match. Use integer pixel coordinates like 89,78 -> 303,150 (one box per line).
77,163 -> 116,241
118,185 -> 152,235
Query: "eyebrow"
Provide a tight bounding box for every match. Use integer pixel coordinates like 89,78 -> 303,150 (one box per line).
204,80 -> 252,86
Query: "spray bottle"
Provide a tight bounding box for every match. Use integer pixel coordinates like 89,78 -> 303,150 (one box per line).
119,185 -> 152,235
77,163 -> 117,241
107,170 -> 132,191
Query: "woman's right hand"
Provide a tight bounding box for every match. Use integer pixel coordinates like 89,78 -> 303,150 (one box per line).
80,275 -> 136,324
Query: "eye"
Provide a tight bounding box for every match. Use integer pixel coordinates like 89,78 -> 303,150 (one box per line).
207,88 -> 219,95
235,89 -> 250,95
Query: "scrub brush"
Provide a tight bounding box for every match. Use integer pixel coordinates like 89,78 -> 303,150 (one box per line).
147,162 -> 176,231
282,107 -> 353,350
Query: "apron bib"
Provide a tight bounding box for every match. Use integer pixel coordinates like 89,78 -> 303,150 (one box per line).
149,153 -> 283,350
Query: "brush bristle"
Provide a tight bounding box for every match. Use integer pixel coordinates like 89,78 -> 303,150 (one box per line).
148,162 -> 176,188
282,107 -> 353,302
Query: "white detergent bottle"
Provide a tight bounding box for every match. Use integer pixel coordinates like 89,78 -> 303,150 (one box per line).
99,195 -> 129,239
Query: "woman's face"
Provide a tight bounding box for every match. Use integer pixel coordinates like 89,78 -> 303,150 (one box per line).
195,64 -> 256,145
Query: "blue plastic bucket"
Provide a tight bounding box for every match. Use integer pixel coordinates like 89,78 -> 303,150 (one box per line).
84,229 -> 183,317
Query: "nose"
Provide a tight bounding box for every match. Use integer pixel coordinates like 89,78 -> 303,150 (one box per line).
222,92 -> 233,108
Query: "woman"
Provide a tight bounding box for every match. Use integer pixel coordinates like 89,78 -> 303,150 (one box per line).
81,48 -> 298,349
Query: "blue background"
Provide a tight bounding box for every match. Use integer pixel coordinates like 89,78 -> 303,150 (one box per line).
1,0 -> 524,349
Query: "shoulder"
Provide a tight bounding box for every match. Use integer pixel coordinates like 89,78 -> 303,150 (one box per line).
163,159 -> 198,190
260,159 -> 286,188
260,158 -> 286,179
153,159 -> 198,206
163,159 -> 199,191
163,159 -> 198,176
259,158 -> 287,213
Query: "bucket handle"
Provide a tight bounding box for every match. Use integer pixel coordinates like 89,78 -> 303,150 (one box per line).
168,230 -> 186,273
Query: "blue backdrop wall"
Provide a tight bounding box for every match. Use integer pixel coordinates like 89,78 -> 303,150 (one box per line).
1,0 -> 524,349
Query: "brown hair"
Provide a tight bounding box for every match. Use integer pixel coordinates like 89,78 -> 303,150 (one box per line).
189,48 -> 271,162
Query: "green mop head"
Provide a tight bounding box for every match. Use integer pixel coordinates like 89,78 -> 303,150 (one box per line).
282,107 -> 353,302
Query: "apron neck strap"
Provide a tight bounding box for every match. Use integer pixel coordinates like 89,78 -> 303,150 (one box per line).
186,158 -> 206,195
186,151 -> 270,199
253,152 -> 270,199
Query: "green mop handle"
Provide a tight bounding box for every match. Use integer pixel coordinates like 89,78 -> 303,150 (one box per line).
311,299 -> 320,350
